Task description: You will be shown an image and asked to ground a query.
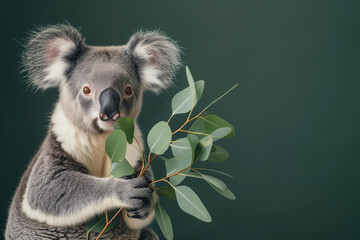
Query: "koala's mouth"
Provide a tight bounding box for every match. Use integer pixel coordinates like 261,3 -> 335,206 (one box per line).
97,118 -> 117,130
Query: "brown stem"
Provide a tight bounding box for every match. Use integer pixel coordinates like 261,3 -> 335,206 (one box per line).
148,167 -> 190,186
172,120 -> 190,135
95,207 -> 123,240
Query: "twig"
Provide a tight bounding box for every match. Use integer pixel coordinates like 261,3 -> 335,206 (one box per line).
95,207 -> 124,240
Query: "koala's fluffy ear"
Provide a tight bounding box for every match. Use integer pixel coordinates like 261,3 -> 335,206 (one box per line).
126,30 -> 181,93
22,24 -> 85,90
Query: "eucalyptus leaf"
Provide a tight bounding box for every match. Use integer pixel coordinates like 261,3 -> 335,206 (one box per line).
202,174 -> 228,191
186,66 -> 196,106
167,138 -> 195,186
188,112 -> 214,139
86,211 -> 121,234
187,134 -> 200,161
207,145 -> 229,163
208,183 -> 236,200
169,139 -> 193,186
165,157 -> 190,177
170,175 -> 187,187
167,136 -> 199,185
181,172 -> 227,190
179,171 -> 202,179
156,186 -> 176,200
110,159 -> 134,178
210,127 -> 232,142
170,138 -> 191,160
174,185 -> 211,222
192,168 -> 233,178
181,172 -> 235,200
105,130 -> 127,164
165,157 -> 190,186
147,121 -> 172,155
202,115 -> 235,138
117,118 -> 134,144
197,135 -> 213,161
155,201 -> 174,240
171,80 -> 204,115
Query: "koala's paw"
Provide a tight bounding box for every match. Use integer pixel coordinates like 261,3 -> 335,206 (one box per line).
126,192 -> 155,220
119,177 -> 154,219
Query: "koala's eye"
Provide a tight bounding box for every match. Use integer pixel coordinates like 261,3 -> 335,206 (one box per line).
83,86 -> 91,95
124,86 -> 133,97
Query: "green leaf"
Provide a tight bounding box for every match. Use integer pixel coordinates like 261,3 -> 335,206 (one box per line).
202,115 -> 235,138
174,185 -> 211,222
192,168 -> 233,178
208,183 -> 236,200
147,121 -> 172,155
110,159 -> 134,178
171,80 -> 205,115
86,211 -> 121,234
165,157 -> 190,177
170,136 -> 199,164
187,134 -> 200,162
207,145 -> 229,163
181,172 -> 226,190
168,136 -> 198,186
181,172 -> 236,200
155,201 -> 174,240
202,174 -> 228,191
210,127 -> 232,142
105,130 -> 127,164
156,186 -> 176,200
170,175 -> 186,187
188,112 -> 213,133
165,157 -> 190,186
179,171 -> 203,179
186,66 -> 196,106
197,135 -> 213,161
170,138 -> 191,161
117,118 -> 134,144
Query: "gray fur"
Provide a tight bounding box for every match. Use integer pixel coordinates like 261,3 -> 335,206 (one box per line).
127,30 -> 182,93
6,24 -> 181,239
22,24 -> 85,90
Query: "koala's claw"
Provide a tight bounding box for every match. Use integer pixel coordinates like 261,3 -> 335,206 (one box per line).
126,208 -> 149,219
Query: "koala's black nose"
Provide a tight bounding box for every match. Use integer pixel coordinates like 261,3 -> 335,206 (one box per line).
99,88 -> 120,121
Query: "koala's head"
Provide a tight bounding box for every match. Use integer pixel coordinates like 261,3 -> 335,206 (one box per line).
22,24 -> 181,134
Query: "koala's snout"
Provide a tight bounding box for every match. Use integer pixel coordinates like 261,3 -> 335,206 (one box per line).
99,88 -> 120,122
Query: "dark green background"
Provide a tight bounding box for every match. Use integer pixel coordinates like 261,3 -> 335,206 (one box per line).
1,1 -> 360,239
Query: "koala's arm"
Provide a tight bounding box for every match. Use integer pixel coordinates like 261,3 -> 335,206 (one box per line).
21,142 -> 152,227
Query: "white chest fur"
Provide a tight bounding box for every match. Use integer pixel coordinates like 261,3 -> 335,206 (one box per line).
51,103 -> 143,177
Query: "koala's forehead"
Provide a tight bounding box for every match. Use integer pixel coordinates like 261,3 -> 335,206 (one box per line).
67,46 -> 138,88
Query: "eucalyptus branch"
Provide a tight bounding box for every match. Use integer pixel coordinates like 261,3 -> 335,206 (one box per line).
88,66 -> 238,240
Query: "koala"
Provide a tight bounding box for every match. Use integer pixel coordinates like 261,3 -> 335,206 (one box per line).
5,24 -> 180,240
